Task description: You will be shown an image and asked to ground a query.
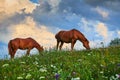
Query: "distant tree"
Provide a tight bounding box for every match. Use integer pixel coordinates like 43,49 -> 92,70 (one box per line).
109,38 -> 120,46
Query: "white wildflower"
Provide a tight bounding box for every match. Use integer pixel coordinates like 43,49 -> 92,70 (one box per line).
25,73 -> 32,79
87,53 -> 91,56
71,77 -> 80,80
20,62 -> 26,64
39,68 -> 47,72
51,64 -> 56,69
2,64 -> 9,67
100,71 -> 104,74
17,76 -> 24,79
39,76 -> 45,79
33,61 -> 38,65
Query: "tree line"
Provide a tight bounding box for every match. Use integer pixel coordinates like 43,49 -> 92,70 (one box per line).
109,38 -> 120,46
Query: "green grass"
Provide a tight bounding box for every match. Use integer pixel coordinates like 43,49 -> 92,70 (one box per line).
0,47 -> 120,80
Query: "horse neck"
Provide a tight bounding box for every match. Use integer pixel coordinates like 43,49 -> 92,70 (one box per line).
34,43 -> 41,51
77,31 -> 87,43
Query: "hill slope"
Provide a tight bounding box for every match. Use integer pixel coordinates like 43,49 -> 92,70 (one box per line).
0,47 -> 120,80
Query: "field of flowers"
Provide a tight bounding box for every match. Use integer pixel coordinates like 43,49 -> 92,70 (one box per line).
0,46 -> 120,80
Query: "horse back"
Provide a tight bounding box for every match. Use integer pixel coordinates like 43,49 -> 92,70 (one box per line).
10,38 -> 37,49
55,31 -> 65,39
55,30 -> 74,43
11,38 -> 20,47
20,38 -> 38,48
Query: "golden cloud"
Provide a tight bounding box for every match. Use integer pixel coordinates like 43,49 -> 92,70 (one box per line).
10,17 -> 56,49
0,0 -> 36,20
96,22 -> 108,40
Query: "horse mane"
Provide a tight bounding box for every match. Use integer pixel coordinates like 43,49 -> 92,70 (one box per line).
71,29 -> 84,36
71,29 -> 83,34
71,29 -> 89,42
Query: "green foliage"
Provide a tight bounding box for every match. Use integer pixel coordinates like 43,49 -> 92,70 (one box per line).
0,47 -> 120,80
109,38 -> 120,46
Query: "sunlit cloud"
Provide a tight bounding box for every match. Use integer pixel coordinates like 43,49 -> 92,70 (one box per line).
5,0 -> 36,14
96,22 -> 108,40
10,16 -> 56,48
0,0 -> 36,21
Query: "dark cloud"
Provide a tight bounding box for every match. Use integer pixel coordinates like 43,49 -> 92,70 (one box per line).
36,1 -> 51,13
84,0 -> 106,6
58,0 -> 89,15
32,0 -> 101,28
32,0 -> 120,30
0,13 -> 30,31
58,0 -> 104,20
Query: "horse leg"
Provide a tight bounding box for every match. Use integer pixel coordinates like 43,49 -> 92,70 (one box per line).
11,49 -> 17,59
59,42 -> 64,50
71,40 -> 76,50
10,54 -> 14,59
26,49 -> 31,56
56,40 -> 60,50
10,52 -> 14,59
9,48 -> 14,59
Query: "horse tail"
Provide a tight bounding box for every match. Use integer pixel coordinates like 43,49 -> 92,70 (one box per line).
8,40 -> 13,56
55,31 -> 63,39
55,34 -> 57,39
55,32 -> 58,39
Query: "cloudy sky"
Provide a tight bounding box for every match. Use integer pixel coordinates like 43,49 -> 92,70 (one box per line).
0,0 -> 120,59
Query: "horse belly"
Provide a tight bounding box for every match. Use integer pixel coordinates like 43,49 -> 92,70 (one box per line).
19,44 -> 29,50
61,37 -> 71,43
19,47 -> 28,50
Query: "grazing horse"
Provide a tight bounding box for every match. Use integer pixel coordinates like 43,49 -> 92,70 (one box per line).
8,37 -> 44,58
55,29 -> 90,50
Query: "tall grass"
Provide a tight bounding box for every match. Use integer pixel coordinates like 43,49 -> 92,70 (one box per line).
0,46 -> 120,80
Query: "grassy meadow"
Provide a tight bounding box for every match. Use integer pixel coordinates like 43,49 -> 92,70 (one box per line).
0,46 -> 120,80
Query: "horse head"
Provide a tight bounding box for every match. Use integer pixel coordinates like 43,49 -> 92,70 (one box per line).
83,40 -> 90,50
39,46 -> 44,51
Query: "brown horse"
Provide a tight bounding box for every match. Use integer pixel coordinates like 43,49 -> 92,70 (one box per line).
55,29 -> 90,50
8,37 -> 44,58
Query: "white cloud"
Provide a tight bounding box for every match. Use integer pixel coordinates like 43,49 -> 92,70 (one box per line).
94,6 -> 109,18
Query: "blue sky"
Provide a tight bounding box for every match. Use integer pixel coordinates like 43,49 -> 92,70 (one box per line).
30,0 -> 39,4
0,0 -> 120,59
